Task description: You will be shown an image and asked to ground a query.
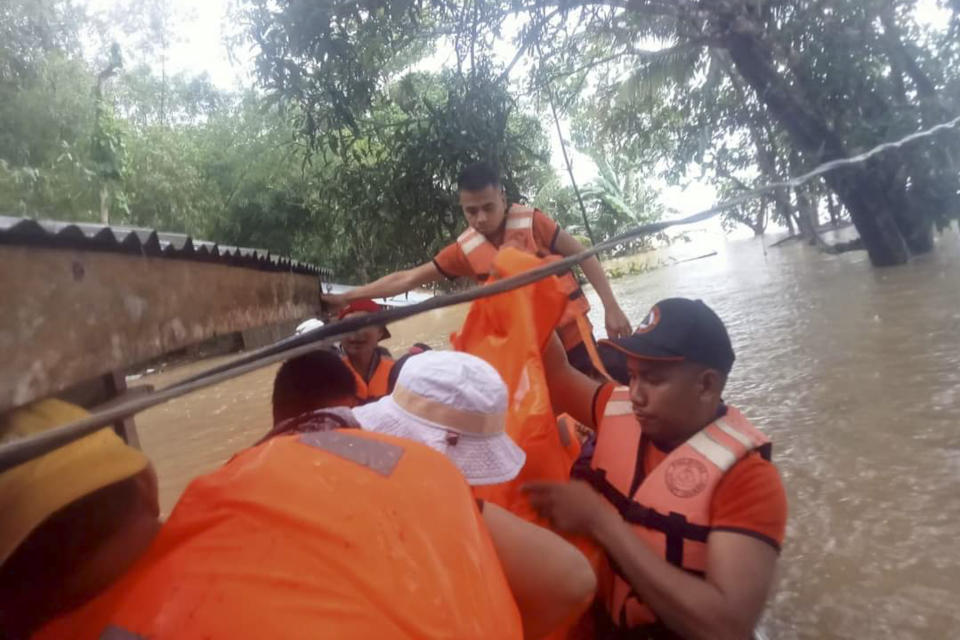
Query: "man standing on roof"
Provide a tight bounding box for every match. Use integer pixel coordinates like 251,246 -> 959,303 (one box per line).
323,162 -> 632,379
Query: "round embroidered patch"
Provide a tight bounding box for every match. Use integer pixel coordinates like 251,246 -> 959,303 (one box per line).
665,457 -> 708,498
634,305 -> 660,334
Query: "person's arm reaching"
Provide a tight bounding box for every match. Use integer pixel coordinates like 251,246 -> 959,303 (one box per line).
323,262 -> 442,312
524,482 -> 779,640
481,501 -> 596,639
552,229 -> 631,339
542,333 -> 602,430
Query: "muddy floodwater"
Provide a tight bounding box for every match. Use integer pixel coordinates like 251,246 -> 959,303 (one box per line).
136,230 -> 960,638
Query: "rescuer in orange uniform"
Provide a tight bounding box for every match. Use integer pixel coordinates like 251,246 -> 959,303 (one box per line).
323,162 -> 632,380
524,298 -> 788,639
337,298 -> 395,404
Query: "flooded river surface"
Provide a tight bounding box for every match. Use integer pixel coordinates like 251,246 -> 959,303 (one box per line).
136,231 -> 960,638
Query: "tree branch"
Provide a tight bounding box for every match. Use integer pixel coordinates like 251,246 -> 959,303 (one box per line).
469,0 -> 478,78
498,7 -> 563,82
713,164 -> 752,192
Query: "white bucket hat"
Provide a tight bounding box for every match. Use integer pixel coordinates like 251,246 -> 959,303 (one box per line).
295,318 -> 325,335
352,350 -> 525,485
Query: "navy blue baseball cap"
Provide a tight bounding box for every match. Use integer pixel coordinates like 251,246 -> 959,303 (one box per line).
600,298 -> 735,374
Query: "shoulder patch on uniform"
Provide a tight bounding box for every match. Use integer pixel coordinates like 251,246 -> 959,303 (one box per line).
299,431 -> 404,477
664,457 -> 709,498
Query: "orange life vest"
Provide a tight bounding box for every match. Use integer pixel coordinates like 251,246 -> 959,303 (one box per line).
452,247 -> 570,522
457,204 -> 592,351
341,353 -> 394,403
452,247 -> 600,640
34,430 -> 522,640
576,387 -> 772,630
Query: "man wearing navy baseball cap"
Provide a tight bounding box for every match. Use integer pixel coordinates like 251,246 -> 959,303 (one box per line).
525,298 -> 787,639
607,297 -> 735,373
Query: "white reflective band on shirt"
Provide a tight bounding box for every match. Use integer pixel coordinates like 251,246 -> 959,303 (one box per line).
460,232 -> 486,254
605,400 -> 633,417
714,417 -> 754,449
687,431 -> 738,471
505,215 -> 533,230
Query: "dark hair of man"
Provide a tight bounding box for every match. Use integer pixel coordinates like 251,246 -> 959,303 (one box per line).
457,162 -> 501,192
272,350 -> 357,424
0,476 -> 142,636
681,361 -> 728,403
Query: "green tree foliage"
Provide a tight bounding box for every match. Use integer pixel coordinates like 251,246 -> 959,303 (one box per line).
247,0 -> 445,145
0,0 -> 308,244
0,50 -> 98,219
92,44 -> 125,223
306,66 -> 554,280
242,0 -> 669,278
244,0 -> 959,266
560,0 -> 959,260
1,0 -> 100,219
0,0 -> 84,86
13,0 -> 955,281
1,0 -> 574,284
574,156 -> 663,249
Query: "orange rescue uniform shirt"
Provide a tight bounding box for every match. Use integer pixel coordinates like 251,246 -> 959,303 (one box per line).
433,209 -> 561,280
591,384 -> 787,548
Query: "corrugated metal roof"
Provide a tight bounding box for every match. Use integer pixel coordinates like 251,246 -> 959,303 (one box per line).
0,216 -> 329,277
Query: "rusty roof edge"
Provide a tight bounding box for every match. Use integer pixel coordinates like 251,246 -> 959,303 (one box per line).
0,215 -> 331,278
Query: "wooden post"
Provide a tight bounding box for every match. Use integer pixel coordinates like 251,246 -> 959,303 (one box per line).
104,371 -> 140,447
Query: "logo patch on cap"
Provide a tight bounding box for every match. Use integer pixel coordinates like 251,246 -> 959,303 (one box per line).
634,305 -> 660,334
